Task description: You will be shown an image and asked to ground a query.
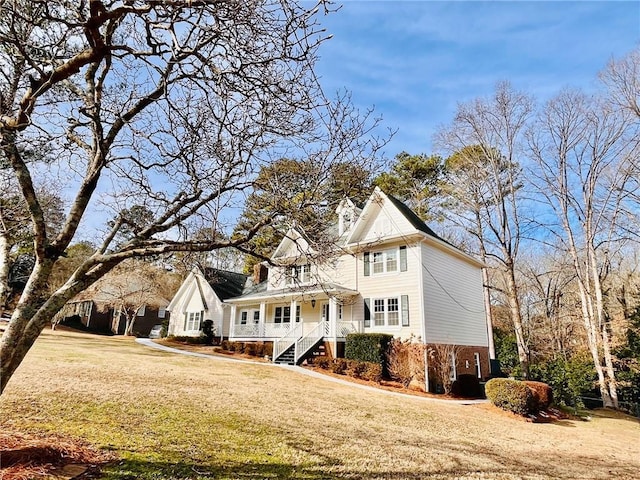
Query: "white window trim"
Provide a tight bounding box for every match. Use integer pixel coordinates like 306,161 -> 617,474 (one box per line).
474,352 -> 481,379
238,309 -> 261,325
184,311 -> 203,331
286,264 -> 312,285
367,296 -> 401,328
450,352 -> 457,381
370,248 -> 399,275
274,305 -> 292,323
158,307 -> 166,319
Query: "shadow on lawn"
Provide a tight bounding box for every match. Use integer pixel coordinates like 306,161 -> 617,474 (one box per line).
102,458 -> 341,479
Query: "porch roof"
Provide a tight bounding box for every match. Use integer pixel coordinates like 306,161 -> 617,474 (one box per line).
225,282 -> 358,304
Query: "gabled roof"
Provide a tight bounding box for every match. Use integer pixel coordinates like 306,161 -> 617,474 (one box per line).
385,192 -> 445,242
201,268 -> 248,301
344,187 -> 483,267
271,227 -> 316,261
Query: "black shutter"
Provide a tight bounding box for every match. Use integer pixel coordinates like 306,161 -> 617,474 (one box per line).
401,295 -> 409,326
400,246 -> 407,272
364,252 -> 370,276
364,298 -> 371,327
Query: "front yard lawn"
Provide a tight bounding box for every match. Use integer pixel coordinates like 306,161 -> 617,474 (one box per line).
1,329 -> 639,479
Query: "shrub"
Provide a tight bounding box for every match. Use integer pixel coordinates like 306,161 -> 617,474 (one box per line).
263,342 -> 273,358
345,333 -> 393,373
529,356 -> 595,408
524,381 -> 553,410
169,335 -> 208,345
314,356 -> 332,369
220,340 -> 229,351
255,343 -> 265,357
245,343 -> 257,356
386,338 -> 425,388
331,358 -> 348,375
451,374 -> 484,399
485,378 -> 536,416
345,359 -> 367,379
201,319 -> 214,345
362,362 -> 382,383
226,341 -> 237,352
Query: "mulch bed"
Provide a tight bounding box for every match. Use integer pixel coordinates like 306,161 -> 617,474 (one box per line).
0,430 -> 115,480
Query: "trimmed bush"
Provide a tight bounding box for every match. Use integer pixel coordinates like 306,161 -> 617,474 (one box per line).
169,335 -> 208,345
254,343 -> 265,357
263,342 -> 273,358
221,340 -> 229,350
345,333 -> 393,373
524,381 -> 553,410
485,378 -> 536,416
451,374 -> 484,399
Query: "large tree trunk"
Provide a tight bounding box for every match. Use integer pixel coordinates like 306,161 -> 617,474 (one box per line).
505,265 -> 529,378
482,266 -> 496,360
0,259 -> 56,394
0,231 -> 10,318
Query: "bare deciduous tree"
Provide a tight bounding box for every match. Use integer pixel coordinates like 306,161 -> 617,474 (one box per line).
0,1 -> 387,394
427,343 -> 464,395
386,336 -> 426,388
527,87 -> 639,408
435,82 -> 534,376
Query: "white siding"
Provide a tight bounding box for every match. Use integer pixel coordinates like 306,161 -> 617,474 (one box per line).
356,241 -> 423,340
167,275 -> 228,337
420,241 -> 488,346
357,199 -> 417,244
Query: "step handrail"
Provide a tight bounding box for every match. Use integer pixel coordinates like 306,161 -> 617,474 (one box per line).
273,323 -> 302,362
294,321 -> 328,364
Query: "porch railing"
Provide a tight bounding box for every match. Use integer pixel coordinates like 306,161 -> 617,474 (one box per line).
232,322 -> 293,339
337,320 -> 359,337
273,323 -> 302,362
294,321 -> 328,364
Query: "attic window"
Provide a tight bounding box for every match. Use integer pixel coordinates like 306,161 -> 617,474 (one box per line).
286,264 -> 311,285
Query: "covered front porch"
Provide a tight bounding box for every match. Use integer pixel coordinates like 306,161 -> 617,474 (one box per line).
226,286 -> 362,363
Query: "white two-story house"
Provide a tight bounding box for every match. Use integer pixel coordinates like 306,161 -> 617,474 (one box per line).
223,188 -> 491,378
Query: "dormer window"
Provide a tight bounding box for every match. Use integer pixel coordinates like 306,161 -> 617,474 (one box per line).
286,264 -> 311,285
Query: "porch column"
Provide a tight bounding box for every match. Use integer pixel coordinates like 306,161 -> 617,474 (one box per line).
230,305 -> 237,338
329,296 -> 338,356
259,302 -> 266,337
290,299 -> 298,334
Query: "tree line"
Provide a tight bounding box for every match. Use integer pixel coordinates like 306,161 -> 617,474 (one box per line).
0,1 -> 637,410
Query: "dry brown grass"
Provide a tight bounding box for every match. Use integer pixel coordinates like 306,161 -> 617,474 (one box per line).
1,328 -> 639,480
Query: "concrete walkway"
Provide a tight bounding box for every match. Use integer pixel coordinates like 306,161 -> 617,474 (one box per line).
136,338 -> 487,405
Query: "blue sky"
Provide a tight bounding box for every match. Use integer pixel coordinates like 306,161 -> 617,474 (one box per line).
313,1 -> 640,158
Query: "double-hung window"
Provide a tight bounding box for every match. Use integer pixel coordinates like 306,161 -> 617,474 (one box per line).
238,310 -> 260,325
373,299 -> 385,326
364,295 -> 409,328
184,311 -> 203,331
286,264 -> 311,285
274,306 -> 291,323
364,246 -> 407,275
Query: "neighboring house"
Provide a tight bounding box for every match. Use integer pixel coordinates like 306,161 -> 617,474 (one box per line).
166,267 -> 249,339
223,187 -> 492,383
56,264 -> 172,336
